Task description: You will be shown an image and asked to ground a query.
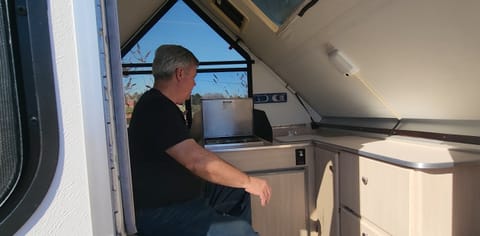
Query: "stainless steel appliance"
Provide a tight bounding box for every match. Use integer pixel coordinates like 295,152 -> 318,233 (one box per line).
201,98 -> 266,147
201,98 -> 254,139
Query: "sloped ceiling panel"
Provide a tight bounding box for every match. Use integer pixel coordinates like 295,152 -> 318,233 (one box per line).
331,0 -> 480,119
194,0 -> 480,120
117,0 -> 167,46
195,0 -> 397,118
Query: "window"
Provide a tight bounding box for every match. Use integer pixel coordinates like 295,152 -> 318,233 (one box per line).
0,0 -> 59,234
248,0 -> 314,32
121,0 -> 252,125
251,0 -> 305,25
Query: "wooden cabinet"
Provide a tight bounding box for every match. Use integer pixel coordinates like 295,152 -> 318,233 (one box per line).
212,145 -> 314,236
339,151 -> 410,236
338,151 -> 480,236
250,169 -> 307,236
211,139 -> 480,236
311,147 -> 338,236
340,208 -> 389,236
412,165 -> 480,236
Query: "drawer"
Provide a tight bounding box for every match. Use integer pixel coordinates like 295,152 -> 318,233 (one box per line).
340,208 -> 389,236
339,152 -> 411,236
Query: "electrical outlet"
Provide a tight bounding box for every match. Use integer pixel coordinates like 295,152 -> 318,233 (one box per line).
295,148 -> 306,165
253,92 -> 287,104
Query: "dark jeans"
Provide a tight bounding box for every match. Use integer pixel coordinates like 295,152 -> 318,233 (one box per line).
135,184 -> 258,236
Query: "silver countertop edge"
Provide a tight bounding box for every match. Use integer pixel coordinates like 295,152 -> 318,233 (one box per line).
206,136 -> 480,169
357,150 -> 454,169
311,140 -> 471,169
206,141 -> 312,153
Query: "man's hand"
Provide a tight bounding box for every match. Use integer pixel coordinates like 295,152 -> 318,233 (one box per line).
244,176 -> 272,207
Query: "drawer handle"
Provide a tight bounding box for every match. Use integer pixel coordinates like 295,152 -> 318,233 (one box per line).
361,176 -> 368,185
362,233 -> 368,236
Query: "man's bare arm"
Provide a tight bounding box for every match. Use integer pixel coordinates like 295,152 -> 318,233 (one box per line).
166,138 -> 271,206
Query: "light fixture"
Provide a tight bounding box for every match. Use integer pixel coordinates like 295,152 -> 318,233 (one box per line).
327,49 -> 359,77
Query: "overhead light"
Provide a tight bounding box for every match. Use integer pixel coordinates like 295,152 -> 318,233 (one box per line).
327,49 -> 359,77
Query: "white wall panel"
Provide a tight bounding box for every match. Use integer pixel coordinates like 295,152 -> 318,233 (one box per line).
17,0 -> 115,235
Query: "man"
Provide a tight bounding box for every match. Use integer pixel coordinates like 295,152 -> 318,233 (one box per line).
128,45 -> 271,236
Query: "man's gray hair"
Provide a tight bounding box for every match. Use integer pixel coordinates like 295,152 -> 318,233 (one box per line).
152,45 -> 199,81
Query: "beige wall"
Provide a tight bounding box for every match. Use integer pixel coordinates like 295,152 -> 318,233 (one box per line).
252,54 -> 322,126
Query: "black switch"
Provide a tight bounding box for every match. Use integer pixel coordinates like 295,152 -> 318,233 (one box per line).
295,148 -> 306,165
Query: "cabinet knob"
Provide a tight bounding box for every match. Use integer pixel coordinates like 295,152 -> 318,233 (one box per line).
361,176 -> 368,185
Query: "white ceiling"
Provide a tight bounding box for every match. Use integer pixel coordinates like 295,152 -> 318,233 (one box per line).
117,0 -> 480,120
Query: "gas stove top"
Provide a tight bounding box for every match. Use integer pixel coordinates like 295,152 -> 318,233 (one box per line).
204,136 -> 266,148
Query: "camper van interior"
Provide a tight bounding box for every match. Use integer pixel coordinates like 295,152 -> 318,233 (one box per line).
0,0 -> 479,235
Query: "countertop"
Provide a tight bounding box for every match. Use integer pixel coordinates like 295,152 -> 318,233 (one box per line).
205,139 -> 311,153
275,134 -> 480,169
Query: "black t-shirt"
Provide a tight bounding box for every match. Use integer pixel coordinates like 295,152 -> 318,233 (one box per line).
128,89 -> 204,208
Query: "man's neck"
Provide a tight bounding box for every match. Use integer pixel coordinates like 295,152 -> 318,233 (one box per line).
154,82 -> 180,105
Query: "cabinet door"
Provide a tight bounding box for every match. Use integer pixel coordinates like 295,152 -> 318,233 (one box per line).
339,152 -> 411,236
251,169 -> 307,236
312,147 -> 338,236
340,208 -> 389,236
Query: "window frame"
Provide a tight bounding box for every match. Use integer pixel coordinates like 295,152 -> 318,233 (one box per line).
0,0 -> 59,234
120,0 -> 254,127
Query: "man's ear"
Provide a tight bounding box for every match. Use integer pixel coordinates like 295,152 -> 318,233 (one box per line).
175,67 -> 184,81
